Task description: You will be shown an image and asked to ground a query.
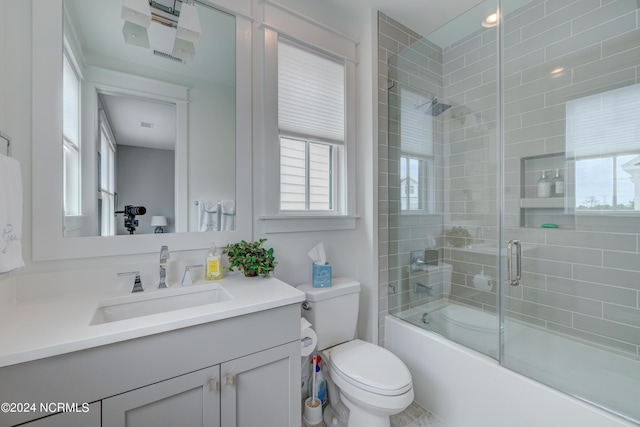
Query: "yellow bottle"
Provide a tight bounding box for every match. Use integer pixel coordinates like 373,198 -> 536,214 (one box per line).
205,244 -> 222,280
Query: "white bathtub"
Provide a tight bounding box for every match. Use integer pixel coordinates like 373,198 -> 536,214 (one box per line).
385,304 -> 639,427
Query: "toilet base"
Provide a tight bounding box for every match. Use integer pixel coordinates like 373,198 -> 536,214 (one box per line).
341,392 -> 391,427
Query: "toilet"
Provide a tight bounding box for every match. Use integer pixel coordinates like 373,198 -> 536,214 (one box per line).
297,278 -> 414,427
408,262 -> 454,305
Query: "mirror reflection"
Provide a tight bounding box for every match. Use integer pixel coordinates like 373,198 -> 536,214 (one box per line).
63,0 -> 236,237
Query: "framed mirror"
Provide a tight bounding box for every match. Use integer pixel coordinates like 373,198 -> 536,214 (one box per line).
32,0 -> 252,260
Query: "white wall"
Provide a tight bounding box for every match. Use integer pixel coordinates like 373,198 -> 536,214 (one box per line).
0,0 -> 380,341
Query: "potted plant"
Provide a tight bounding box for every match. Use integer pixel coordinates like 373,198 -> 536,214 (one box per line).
445,226 -> 473,248
223,239 -> 277,277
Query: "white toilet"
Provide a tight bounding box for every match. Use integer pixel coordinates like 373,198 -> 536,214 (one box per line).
297,278 -> 414,427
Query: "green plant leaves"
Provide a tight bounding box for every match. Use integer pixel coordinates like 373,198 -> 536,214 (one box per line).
223,239 -> 277,277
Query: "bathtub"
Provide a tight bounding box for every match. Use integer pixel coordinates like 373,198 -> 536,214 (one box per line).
385,303 -> 639,427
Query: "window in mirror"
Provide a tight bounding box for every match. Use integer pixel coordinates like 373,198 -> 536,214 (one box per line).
277,39 -> 344,212
63,51 -> 81,216
99,119 -> 116,235
567,84 -> 640,212
399,86 -> 435,213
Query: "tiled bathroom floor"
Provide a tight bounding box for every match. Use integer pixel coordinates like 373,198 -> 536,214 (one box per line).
390,401 -> 450,427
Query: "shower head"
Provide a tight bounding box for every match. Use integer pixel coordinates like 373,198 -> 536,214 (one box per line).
413,97 -> 452,117
427,99 -> 451,117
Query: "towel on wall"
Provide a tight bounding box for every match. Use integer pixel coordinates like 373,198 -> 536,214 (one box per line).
221,200 -> 235,231
198,200 -> 219,232
0,154 -> 25,274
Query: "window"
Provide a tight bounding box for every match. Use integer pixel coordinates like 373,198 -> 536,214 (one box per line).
575,155 -> 636,211
567,85 -> 640,212
399,87 -> 435,213
63,52 -> 81,216
278,39 -> 345,212
99,118 -> 116,235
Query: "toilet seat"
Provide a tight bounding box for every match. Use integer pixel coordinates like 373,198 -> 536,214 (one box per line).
329,339 -> 412,396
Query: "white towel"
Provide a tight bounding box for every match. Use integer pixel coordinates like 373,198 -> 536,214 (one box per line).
0,155 -> 24,274
221,200 -> 235,231
198,200 -> 219,232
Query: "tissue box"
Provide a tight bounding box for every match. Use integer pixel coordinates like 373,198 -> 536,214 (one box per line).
425,249 -> 440,265
312,263 -> 332,288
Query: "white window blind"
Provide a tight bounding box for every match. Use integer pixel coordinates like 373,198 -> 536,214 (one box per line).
400,87 -> 433,156
567,84 -> 640,159
278,40 -> 345,143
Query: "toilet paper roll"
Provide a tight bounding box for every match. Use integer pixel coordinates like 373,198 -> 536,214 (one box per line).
473,273 -> 493,291
301,318 -> 317,357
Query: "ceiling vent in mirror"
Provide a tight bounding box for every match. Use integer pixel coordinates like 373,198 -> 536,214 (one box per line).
153,49 -> 184,63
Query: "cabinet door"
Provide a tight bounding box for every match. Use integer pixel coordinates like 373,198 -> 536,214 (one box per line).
103,365 -> 220,427
20,402 -> 100,427
220,341 -> 300,427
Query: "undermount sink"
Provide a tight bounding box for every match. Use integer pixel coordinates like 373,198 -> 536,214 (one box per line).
90,284 -> 233,325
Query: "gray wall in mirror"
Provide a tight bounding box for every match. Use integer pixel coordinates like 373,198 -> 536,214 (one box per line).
63,0 -> 236,237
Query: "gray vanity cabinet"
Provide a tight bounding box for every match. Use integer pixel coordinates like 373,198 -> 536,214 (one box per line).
102,365 -> 221,427
220,341 -> 298,427
101,340 -> 299,427
1,304 -> 301,427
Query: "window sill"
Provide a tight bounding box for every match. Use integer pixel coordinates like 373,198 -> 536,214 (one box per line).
259,215 -> 359,233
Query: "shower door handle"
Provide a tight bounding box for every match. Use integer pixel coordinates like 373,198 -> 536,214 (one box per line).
507,240 -> 522,286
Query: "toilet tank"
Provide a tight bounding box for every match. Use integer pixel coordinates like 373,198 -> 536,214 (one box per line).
297,278 -> 361,351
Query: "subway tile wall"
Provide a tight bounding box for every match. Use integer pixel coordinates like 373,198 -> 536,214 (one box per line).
379,0 -> 640,358
378,12 -> 424,345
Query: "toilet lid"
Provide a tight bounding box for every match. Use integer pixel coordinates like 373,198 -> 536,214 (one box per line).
329,340 -> 412,396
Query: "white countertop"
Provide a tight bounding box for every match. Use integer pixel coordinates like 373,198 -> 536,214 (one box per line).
0,274 -> 305,368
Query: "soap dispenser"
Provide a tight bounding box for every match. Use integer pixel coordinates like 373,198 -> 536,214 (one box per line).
552,169 -> 564,197
205,243 -> 222,281
537,170 -> 551,198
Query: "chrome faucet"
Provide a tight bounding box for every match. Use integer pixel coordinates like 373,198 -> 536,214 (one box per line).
158,245 -> 170,288
119,270 -> 143,293
410,249 -> 427,273
413,282 -> 435,296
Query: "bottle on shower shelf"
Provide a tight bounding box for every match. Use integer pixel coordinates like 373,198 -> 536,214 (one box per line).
537,170 -> 551,198
552,169 -> 564,197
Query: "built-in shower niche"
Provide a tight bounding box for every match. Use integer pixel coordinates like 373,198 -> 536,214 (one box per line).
519,152 -> 575,229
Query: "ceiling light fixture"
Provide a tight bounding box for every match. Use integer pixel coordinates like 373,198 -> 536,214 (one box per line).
122,0 -> 201,63
172,38 -> 196,62
482,12 -> 499,28
121,0 -> 152,28
122,21 -> 150,48
175,1 -> 202,44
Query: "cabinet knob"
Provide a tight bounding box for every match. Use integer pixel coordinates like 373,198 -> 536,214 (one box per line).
225,372 -> 235,386
209,378 -> 218,392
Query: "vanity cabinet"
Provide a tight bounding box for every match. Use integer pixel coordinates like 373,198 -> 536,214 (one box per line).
0,304 -> 301,427
102,342 -> 298,427
220,342 -> 296,427
102,366 -> 220,427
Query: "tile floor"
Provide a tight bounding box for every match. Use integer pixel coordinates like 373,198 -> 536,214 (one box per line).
390,401 -> 450,427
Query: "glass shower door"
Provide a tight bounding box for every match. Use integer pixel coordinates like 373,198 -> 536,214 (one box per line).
386,0 -> 502,360
500,0 -> 640,422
